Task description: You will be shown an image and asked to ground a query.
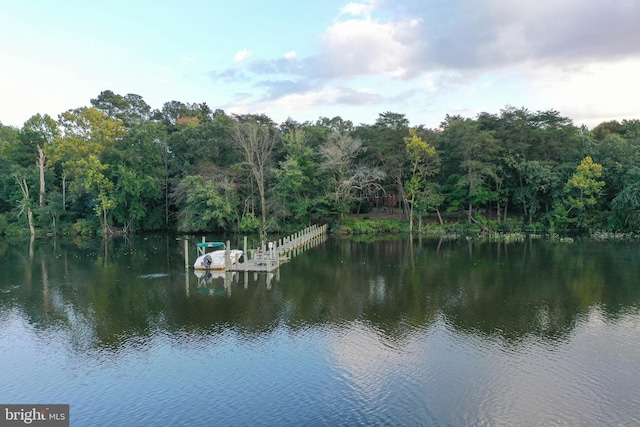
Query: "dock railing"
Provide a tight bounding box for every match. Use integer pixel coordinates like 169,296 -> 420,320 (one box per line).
235,224 -> 328,272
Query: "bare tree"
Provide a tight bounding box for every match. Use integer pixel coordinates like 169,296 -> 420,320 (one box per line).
319,131 -> 362,199
320,131 -> 385,217
21,114 -> 58,207
229,119 -> 280,231
14,173 -> 35,236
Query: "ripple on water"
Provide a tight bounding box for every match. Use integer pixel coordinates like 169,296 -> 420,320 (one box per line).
3,299 -> 640,426
137,273 -> 170,279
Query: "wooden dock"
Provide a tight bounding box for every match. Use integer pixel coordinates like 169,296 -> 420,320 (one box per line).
231,224 -> 328,272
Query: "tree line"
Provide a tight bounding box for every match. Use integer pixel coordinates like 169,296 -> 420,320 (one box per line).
0,90 -> 638,237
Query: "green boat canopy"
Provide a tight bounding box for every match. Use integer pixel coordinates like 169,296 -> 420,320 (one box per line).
196,242 -> 226,249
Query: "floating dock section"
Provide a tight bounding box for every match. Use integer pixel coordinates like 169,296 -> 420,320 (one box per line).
232,224 -> 328,272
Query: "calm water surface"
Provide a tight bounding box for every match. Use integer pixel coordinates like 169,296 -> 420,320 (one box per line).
1,235 -> 639,426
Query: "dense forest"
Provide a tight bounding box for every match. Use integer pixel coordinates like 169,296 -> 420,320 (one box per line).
0,90 -> 639,238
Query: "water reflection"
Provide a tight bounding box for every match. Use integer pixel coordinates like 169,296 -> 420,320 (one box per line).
1,235 -> 639,425
1,236 -> 640,349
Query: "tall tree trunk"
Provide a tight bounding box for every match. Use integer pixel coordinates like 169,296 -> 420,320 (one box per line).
37,146 -> 46,207
229,120 -> 278,233
164,176 -> 169,226
408,202 -> 414,233
27,209 -> 35,236
436,207 -> 444,225
257,173 -> 266,229
62,175 -> 67,210
519,174 -> 529,220
397,175 -> 410,220
16,176 -> 35,236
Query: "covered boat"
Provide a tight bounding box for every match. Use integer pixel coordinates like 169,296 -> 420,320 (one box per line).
194,248 -> 243,270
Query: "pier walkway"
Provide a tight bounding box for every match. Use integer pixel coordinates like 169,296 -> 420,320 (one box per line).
232,224 -> 328,272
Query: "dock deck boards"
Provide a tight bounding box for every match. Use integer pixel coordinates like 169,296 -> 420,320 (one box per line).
231,225 -> 326,272
231,254 -> 292,272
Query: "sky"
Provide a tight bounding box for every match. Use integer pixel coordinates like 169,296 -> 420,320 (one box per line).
2,0 -> 640,130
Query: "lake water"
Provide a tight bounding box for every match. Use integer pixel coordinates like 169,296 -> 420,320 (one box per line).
1,235 -> 639,426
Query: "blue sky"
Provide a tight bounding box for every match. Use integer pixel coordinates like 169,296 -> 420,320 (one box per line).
2,0 -> 640,129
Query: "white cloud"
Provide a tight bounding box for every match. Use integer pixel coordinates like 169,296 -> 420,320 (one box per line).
526,59 -> 640,127
234,49 -> 251,66
339,1 -> 376,18
206,0 -> 640,127
274,89 -> 342,110
320,17 -> 420,79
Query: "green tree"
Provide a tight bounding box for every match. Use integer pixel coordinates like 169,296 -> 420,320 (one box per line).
174,173 -> 237,232
84,155 -> 116,234
161,112 -> 239,228
404,128 -> 439,232
490,107 -> 537,222
47,107 -> 125,232
591,120 -> 622,141
356,112 -> 411,217
439,116 -> 501,223
315,116 -> 354,134
594,133 -> 640,204
610,168 -> 640,231
504,159 -> 560,225
273,127 -> 322,225
0,121 -> 18,147
0,123 -> 20,215
102,121 -> 166,232
151,100 -> 202,132
530,110 -> 583,164
90,90 -> 151,127
555,156 -> 606,232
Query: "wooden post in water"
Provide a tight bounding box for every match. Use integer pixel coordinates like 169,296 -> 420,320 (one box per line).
244,236 -> 248,272
185,268 -> 190,297
225,240 -> 231,270
184,238 -> 189,269
197,236 -> 206,257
